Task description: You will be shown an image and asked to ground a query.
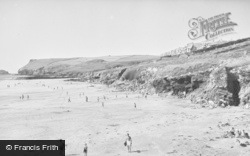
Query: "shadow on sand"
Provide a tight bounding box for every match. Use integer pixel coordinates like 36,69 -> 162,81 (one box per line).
131,149 -> 148,153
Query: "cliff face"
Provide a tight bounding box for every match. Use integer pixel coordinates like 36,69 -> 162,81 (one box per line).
0,70 -> 9,75
18,55 -> 158,77
18,37 -> 250,107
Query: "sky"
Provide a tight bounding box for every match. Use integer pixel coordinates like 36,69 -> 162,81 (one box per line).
0,0 -> 250,73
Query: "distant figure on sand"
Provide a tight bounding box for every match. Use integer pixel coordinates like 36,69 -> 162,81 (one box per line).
102,102 -> 104,107
125,133 -> 132,152
68,98 -> 71,102
243,130 -> 250,139
22,94 -> 24,100
97,97 -> 99,102
27,95 -> 29,100
83,143 -> 88,156
134,103 -> 136,109
85,96 -> 88,102
103,95 -> 106,100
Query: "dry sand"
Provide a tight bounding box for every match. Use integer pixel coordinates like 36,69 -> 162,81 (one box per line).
1,77 -> 250,156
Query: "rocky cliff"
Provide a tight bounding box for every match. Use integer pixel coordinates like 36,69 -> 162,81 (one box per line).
19,37 -> 250,107
0,70 -> 9,75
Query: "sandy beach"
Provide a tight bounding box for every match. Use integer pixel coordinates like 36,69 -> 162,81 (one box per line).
1,77 -> 250,156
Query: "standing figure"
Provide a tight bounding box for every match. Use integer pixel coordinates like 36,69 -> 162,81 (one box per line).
68,97 -> 71,102
102,102 -> 104,107
125,133 -> 132,152
134,103 -> 136,109
83,143 -> 88,156
85,96 -> 88,102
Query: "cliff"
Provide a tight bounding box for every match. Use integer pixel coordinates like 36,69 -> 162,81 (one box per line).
0,70 -> 9,75
18,37 -> 250,107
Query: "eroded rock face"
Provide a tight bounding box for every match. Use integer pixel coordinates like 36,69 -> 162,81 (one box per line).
190,67 -> 242,106
231,65 -> 250,105
16,38 -> 250,108
152,74 -> 206,96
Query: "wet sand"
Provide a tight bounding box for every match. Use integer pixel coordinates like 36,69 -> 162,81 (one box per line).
0,78 -> 250,156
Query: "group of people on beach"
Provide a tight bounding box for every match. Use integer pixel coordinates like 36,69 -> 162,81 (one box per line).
20,94 -> 29,100
227,127 -> 250,139
79,93 -> 139,155
83,133 -> 133,156
12,81 -> 145,155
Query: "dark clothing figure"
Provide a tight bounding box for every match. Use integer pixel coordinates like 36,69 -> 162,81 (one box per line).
134,103 -> 136,109
83,144 -> 88,156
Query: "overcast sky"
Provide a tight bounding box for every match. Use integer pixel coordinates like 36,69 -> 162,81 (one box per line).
0,0 -> 250,73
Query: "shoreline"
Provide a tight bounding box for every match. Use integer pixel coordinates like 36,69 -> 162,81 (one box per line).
1,78 -> 250,155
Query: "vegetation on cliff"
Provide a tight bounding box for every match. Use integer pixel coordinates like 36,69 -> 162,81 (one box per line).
18,37 -> 250,107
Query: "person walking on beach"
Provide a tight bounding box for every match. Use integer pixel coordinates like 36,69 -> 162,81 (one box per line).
27,95 -> 29,100
102,102 -> 104,107
83,143 -> 88,156
68,97 -> 71,102
134,103 -> 136,109
125,133 -> 132,152
85,96 -> 88,102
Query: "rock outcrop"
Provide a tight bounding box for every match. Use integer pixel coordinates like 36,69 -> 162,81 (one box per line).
18,37 -> 250,108
0,70 -> 9,75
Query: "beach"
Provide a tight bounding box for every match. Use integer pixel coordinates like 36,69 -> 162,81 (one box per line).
1,77 -> 250,156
